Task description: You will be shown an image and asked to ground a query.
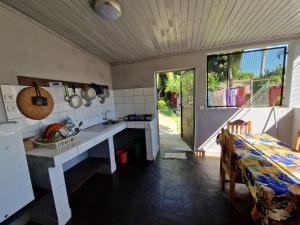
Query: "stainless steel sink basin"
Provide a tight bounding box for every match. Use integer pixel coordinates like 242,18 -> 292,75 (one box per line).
102,120 -> 120,125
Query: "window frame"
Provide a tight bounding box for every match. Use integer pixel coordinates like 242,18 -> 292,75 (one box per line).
206,46 -> 287,108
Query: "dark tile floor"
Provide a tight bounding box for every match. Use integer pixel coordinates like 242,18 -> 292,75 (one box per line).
67,153 -> 254,225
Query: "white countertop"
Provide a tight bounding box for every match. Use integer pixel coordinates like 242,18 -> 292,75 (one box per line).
26,119 -> 156,166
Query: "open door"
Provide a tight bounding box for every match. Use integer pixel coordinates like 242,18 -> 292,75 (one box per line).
180,69 -> 195,150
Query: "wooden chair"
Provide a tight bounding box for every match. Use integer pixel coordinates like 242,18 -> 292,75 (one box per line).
220,128 -> 244,205
227,119 -> 252,134
220,120 -> 252,204
220,120 -> 252,173
296,130 -> 300,151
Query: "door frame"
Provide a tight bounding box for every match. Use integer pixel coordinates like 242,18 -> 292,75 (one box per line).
154,67 -> 196,151
180,68 -> 195,150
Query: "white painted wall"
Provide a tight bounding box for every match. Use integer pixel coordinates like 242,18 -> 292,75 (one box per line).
284,40 -> 300,107
112,39 -> 298,151
292,108 -> 300,148
0,5 -> 111,122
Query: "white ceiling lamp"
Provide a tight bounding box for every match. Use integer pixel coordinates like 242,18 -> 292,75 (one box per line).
94,0 -> 122,21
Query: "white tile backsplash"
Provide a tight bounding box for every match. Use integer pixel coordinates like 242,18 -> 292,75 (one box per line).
145,103 -> 155,111
124,103 -> 134,111
114,87 -> 155,117
1,85 -> 116,138
124,96 -> 133,103
113,89 -> 123,97
114,96 -> 124,104
144,96 -> 155,103
124,89 -> 133,96
133,96 -> 145,103
133,88 -> 143,96
115,104 -> 125,111
134,103 -> 145,111
143,87 -> 155,96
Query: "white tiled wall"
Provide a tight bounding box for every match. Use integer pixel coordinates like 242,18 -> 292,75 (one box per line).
113,87 -> 156,118
0,85 -> 116,139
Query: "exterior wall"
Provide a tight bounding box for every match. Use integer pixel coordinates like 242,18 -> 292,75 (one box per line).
285,41 -> 300,107
292,108 -> 300,148
0,5 -> 111,122
112,40 -> 297,152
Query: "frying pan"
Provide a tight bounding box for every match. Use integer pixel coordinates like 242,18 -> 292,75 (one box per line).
64,84 -> 82,108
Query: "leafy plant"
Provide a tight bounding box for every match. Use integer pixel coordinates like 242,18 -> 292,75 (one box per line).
165,72 -> 180,94
158,99 -> 167,110
208,72 -> 220,92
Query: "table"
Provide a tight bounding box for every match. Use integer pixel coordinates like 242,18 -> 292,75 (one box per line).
234,133 -> 300,225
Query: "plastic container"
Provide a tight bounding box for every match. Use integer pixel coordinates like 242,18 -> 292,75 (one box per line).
132,138 -> 146,161
116,149 -> 128,165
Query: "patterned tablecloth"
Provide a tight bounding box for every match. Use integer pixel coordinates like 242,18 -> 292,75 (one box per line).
234,133 -> 300,225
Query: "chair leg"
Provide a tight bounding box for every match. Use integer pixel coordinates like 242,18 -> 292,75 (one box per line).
229,172 -> 236,205
221,166 -> 225,191
219,157 -> 222,174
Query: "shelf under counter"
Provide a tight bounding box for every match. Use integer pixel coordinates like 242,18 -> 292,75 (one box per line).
64,157 -> 111,194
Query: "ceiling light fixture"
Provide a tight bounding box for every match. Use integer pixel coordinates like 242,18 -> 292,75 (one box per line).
94,0 -> 122,21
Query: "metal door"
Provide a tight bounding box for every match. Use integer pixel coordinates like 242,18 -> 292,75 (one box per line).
180,69 -> 195,149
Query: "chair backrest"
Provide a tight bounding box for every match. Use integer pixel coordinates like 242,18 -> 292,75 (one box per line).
227,120 -> 252,134
296,130 -> 300,151
221,128 -> 235,170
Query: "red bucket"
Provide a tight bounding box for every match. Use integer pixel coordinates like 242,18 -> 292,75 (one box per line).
116,149 -> 128,165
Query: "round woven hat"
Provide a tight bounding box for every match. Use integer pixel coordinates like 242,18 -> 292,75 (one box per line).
17,86 -> 54,120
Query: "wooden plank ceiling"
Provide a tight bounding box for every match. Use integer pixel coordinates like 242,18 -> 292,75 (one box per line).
1,0 -> 300,64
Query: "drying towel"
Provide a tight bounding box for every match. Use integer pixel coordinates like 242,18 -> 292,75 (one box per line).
213,89 -> 225,106
226,88 -> 238,106
236,86 -> 246,106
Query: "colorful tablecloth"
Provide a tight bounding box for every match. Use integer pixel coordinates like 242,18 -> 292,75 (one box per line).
234,133 -> 300,225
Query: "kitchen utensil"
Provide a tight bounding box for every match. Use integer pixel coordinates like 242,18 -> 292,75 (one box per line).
99,97 -> 105,104
89,83 -> 109,104
81,86 -> 96,100
82,98 -> 92,107
75,121 -> 83,134
99,88 -> 109,98
64,84 -> 70,101
64,84 -> 82,108
89,83 -> 102,95
31,82 -> 48,106
17,85 -> 54,120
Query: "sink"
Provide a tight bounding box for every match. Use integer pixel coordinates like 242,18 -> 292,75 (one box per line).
102,120 -> 120,125
82,120 -> 121,133
83,124 -> 107,133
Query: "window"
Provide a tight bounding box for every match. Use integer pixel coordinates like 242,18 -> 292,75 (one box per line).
207,46 -> 287,107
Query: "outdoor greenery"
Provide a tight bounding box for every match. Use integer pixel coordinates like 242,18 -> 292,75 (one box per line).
207,51 -> 284,92
158,99 -> 167,110
159,106 -> 181,132
157,71 -> 182,100
157,70 -> 187,133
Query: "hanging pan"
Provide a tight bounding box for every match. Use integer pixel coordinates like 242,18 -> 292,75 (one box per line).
64,84 -> 82,108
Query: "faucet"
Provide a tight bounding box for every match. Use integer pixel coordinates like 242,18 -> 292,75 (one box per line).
103,110 -> 111,121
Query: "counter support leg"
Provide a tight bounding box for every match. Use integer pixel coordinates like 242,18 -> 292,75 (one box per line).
108,137 -> 116,173
48,166 -> 71,225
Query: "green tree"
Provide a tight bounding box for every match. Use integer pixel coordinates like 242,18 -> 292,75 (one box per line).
165,72 -> 180,94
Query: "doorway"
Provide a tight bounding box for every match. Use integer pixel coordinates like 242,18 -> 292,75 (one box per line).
156,68 -> 195,152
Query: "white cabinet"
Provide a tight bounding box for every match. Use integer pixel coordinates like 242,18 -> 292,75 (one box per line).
0,123 -> 34,223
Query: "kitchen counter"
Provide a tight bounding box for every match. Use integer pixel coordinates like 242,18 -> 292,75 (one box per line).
26,118 -> 159,225
26,121 -> 127,167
